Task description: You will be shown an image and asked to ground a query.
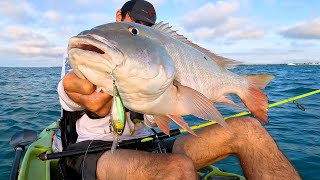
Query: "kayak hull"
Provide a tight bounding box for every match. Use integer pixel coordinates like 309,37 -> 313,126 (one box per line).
18,121 -> 61,180
18,121 -> 245,180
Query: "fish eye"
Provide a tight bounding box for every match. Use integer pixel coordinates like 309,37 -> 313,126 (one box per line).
128,26 -> 139,35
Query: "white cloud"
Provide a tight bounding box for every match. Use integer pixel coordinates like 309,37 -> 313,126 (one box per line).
0,25 -> 64,58
280,18 -> 320,39
110,0 -> 166,7
45,10 -> 61,24
215,17 -> 249,34
178,0 -> 256,42
1,26 -> 31,40
147,0 -> 166,6
86,13 -> 113,24
75,0 -> 92,5
182,1 -> 240,28
227,28 -> 264,40
290,41 -> 317,48
0,1 -> 36,21
0,45 -> 64,58
18,39 -> 54,48
0,25 -> 56,44
65,13 -> 113,26
192,27 -> 217,40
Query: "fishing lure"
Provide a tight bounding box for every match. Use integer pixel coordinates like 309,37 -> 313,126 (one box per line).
111,80 -> 126,135
110,80 -> 126,153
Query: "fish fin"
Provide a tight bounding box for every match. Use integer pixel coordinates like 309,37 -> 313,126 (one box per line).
216,96 -> 241,108
240,74 -> 275,123
152,22 -> 241,69
153,115 -> 171,136
176,84 -> 229,130
167,115 -> 197,136
244,74 -> 275,89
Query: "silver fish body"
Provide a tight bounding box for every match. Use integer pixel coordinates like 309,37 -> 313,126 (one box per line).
68,22 -> 274,135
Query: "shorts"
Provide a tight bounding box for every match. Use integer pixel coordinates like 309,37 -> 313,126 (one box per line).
60,138 -> 176,180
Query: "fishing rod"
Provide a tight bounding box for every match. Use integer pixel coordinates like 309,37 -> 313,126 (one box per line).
39,129 -> 180,160
182,89 -> 320,133
40,89 -> 320,160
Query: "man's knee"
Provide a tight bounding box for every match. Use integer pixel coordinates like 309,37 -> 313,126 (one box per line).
167,154 -> 197,179
228,116 -> 265,133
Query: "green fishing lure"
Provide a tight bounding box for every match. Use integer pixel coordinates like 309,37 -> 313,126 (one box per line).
111,81 -> 126,136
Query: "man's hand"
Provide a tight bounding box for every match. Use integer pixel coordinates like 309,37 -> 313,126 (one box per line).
62,72 -> 113,116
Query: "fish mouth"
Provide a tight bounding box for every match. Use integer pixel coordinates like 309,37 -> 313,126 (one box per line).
68,34 -> 113,55
68,34 -> 123,80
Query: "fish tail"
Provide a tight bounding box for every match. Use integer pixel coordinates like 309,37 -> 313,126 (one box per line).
240,74 -> 275,123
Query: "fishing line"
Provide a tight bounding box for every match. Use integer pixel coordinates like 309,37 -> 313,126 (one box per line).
81,133 -> 109,180
81,64 -> 120,179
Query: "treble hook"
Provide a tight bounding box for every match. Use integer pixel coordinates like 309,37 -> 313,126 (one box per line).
293,100 -> 305,111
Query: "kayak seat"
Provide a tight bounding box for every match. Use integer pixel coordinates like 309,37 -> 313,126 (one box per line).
60,109 -> 84,150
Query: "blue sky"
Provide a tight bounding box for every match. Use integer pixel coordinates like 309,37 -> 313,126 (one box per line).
0,0 -> 319,67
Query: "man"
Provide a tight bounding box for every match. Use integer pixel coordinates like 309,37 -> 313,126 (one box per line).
59,0 -> 301,179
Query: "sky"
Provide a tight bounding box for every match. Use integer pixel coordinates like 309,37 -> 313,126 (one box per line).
0,0 -> 319,67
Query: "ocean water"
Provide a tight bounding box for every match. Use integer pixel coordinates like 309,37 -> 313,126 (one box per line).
0,65 -> 319,179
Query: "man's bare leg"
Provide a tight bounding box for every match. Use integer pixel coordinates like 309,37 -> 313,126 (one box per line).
173,116 -> 301,180
96,149 -> 197,180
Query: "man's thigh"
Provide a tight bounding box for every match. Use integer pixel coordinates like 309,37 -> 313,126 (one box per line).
96,149 -> 197,180
172,117 -> 251,169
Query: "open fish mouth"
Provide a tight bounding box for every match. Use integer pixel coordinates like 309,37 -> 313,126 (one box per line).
68,33 -> 124,68
68,34 -> 123,80
68,34 -> 118,55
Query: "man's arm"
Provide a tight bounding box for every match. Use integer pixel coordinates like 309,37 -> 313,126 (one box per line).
61,71 -> 113,116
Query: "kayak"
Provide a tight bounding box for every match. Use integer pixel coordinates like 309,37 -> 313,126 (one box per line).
17,121 -> 245,180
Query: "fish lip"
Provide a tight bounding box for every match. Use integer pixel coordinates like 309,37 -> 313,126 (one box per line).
68,34 -> 117,55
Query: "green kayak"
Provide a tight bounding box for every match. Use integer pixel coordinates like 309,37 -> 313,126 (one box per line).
17,121 -> 245,180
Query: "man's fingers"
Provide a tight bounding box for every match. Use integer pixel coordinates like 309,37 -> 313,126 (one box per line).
95,100 -> 113,117
66,91 -> 113,115
63,72 -> 96,95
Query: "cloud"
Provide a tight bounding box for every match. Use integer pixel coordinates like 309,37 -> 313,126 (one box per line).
75,0 -> 109,7
45,10 -> 61,24
0,26 -> 55,44
18,39 -> 54,48
192,27 -> 217,40
0,1 -> 36,21
0,44 -> 64,58
0,26 -> 31,40
65,13 -> 113,26
182,1 -> 240,28
290,41 -> 317,48
147,0 -> 167,5
0,25 -> 64,58
280,18 -> 320,39
178,0 -> 256,41
75,0 -> 93,5
215,17 -> 249,34
227,28 -> 264,40
110,0 -> 166,7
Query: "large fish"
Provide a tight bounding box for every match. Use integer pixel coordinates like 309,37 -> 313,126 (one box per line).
67,21 -> 274,135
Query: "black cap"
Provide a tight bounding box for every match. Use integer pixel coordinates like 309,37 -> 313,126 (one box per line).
121,0 -> 156,25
